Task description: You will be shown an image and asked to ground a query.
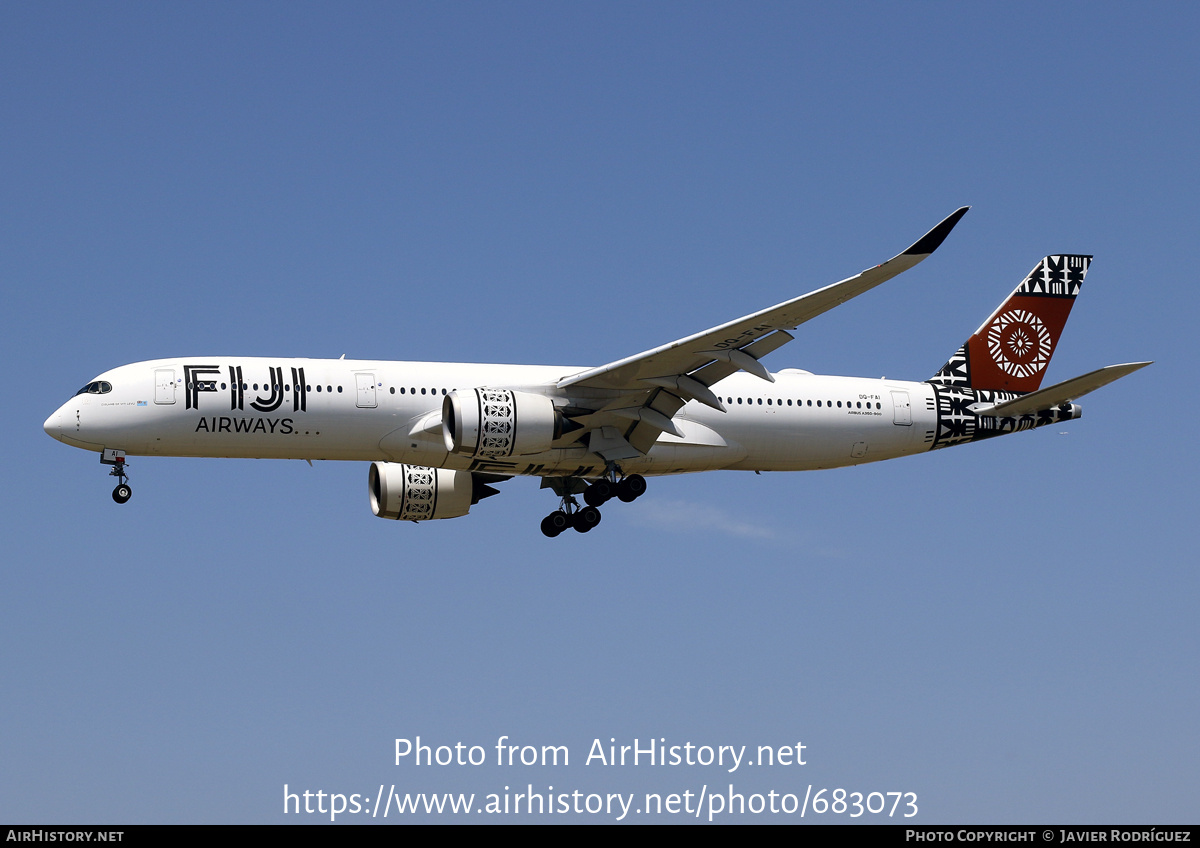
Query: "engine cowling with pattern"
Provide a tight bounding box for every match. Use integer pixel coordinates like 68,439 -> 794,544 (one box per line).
368,462 -> 474,521
442,388 -> 562,458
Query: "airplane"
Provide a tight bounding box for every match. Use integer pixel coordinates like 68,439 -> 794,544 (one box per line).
43,207 -> 1150,537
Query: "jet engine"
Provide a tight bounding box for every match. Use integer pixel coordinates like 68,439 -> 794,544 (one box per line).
442,388 -> 562,458
369,462 -> 484,521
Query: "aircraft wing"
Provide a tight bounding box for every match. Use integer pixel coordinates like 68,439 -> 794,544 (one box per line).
559,207 -> 968,394
555,207 -> 970,461
968,361 -> 1152,417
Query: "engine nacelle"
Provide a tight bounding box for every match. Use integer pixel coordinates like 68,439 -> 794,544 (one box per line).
442,388 -> 562,458
368,462 -> 474,521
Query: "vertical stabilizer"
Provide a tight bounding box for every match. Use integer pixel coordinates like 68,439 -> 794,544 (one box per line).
929,255 -> 1091,393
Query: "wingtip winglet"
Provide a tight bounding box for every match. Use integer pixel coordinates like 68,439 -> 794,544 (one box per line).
903,206 -> 971,257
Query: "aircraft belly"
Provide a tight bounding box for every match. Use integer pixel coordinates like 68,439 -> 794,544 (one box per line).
640,442 -> 746,473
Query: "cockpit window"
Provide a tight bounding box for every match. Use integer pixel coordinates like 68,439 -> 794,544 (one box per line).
74,381 -> 113,396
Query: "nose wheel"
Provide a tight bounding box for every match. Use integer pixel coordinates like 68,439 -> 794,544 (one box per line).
101,449 -> 132,505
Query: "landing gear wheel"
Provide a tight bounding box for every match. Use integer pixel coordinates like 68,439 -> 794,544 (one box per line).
540,510 -> 571,538
616,474 -> 647,502
101,451 -> 131,504
573,505 -> 602,533
584,480 -> 613,507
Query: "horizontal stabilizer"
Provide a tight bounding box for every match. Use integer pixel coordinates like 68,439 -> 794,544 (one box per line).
968,361 -> 1152,417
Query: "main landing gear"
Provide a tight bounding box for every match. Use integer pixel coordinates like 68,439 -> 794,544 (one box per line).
101,449 -> 131,504
539,471 -> 647,537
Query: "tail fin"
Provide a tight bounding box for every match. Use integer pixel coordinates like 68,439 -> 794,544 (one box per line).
929,255 -> 1091,393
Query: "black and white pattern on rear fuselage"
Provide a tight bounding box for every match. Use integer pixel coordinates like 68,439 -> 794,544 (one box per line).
927,383 -> 1074,450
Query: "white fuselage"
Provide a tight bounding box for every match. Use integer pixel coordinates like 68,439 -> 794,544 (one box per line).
44,357 -> 938,477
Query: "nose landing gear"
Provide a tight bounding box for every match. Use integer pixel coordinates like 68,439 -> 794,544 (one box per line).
101,449 -> 131,504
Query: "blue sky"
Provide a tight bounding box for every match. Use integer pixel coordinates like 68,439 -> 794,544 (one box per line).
2,3 -> 1195,823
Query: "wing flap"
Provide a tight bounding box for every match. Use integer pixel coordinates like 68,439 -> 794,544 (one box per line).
688,329 -> 794,390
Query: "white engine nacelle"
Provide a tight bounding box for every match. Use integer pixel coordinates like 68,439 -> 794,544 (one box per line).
442,388 -> 562,458
369,462 -> 474,521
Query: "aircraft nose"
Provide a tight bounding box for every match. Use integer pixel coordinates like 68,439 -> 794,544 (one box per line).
44,407 -> 64,441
